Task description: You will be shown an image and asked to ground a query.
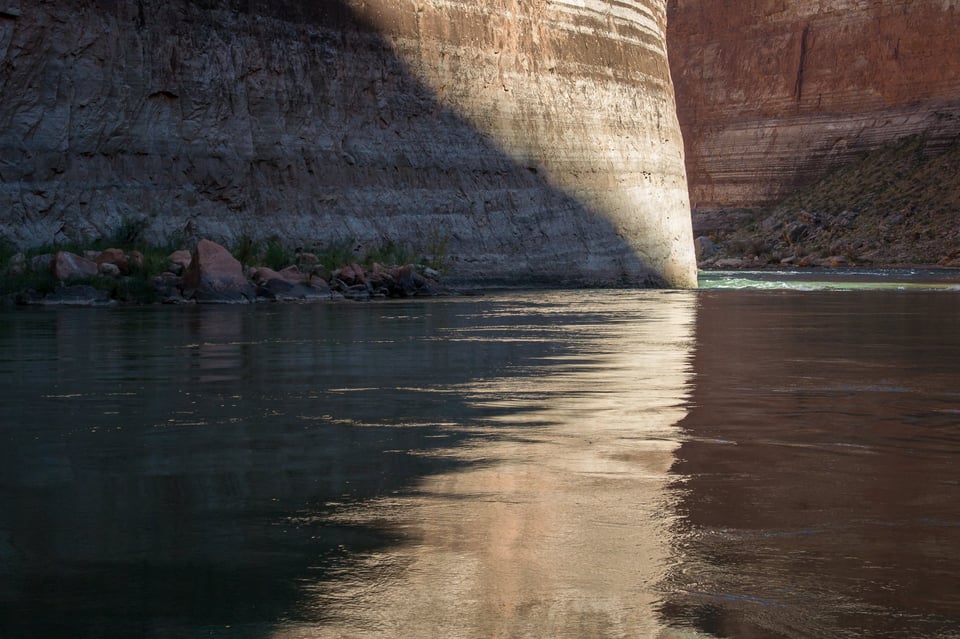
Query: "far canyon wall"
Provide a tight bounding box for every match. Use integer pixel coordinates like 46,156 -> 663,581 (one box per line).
0,0 -> 697,287
668,0 -> 960,209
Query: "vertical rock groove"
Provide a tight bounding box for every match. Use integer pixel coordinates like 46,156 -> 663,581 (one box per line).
794,25 -> 809,104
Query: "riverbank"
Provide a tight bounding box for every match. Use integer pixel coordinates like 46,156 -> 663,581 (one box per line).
693,135 -> 960,270
0,238 -> 451,307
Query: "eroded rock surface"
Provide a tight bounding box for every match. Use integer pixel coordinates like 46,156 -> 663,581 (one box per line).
0,0 -> 696,287
52,251 -> 98,281
182,239 -> 256,302
668,0 -> 960,209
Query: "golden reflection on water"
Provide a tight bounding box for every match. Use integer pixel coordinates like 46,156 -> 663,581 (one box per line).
277,291 -> 699,638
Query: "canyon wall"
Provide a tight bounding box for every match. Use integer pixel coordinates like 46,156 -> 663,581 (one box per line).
668,0 -> 960,209
0,0 -> 697,287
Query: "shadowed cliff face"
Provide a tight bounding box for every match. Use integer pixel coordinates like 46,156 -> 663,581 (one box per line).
0,0 -> 697,287
668,0 -> 960,209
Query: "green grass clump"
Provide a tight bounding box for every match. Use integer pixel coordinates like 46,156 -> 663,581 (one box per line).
262,238 -> 295,270
230,235 -> 296,271
315,238 -> 359,270
109,217 -> 151,248
0,239 -> 17,266
231,234 -> 260,267
419,227 -> 450,271
363,240 -> 414,268
128,249 -> 171,279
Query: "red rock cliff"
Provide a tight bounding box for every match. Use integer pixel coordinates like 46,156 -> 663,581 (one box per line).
668,0 -> 960,209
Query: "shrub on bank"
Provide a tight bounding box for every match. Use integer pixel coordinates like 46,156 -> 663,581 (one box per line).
0,236 -> 448,306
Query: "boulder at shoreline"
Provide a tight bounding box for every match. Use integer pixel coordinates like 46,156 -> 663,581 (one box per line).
2,239 -> 450,306
182,240 -> 257,304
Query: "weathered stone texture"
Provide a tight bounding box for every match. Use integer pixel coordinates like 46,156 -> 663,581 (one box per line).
668,0 -> 960,208
182,239 -> 256,302
0,0 -> 696,287
52,251 -> 98,281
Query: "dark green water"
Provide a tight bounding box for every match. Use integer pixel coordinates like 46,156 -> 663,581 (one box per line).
1,276 -> 958,638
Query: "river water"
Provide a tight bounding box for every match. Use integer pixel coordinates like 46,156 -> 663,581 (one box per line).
1,271 -> 958,638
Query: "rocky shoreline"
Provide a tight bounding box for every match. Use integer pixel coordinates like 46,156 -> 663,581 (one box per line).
694,205 -> 960,272
692,136 -> 960,271
1,239 -> 450,307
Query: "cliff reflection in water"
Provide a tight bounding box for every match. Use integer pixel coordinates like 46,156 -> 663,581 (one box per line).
6,288 -> 957,637
281,291 -> 698,637
0,293 -> 697,638
661,289 -> 960,638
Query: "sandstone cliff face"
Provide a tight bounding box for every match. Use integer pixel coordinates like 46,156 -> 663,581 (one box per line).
668,0 -> 960,209
0,0 -> 697,287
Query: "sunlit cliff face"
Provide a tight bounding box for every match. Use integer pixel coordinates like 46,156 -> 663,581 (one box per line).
357,0 -> 698,287
668,0 -> 960,208
280,291 -> 697,638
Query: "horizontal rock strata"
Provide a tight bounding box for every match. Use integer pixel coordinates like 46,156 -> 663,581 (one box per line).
0,0 -> 697,287
668,0 -> 960,209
